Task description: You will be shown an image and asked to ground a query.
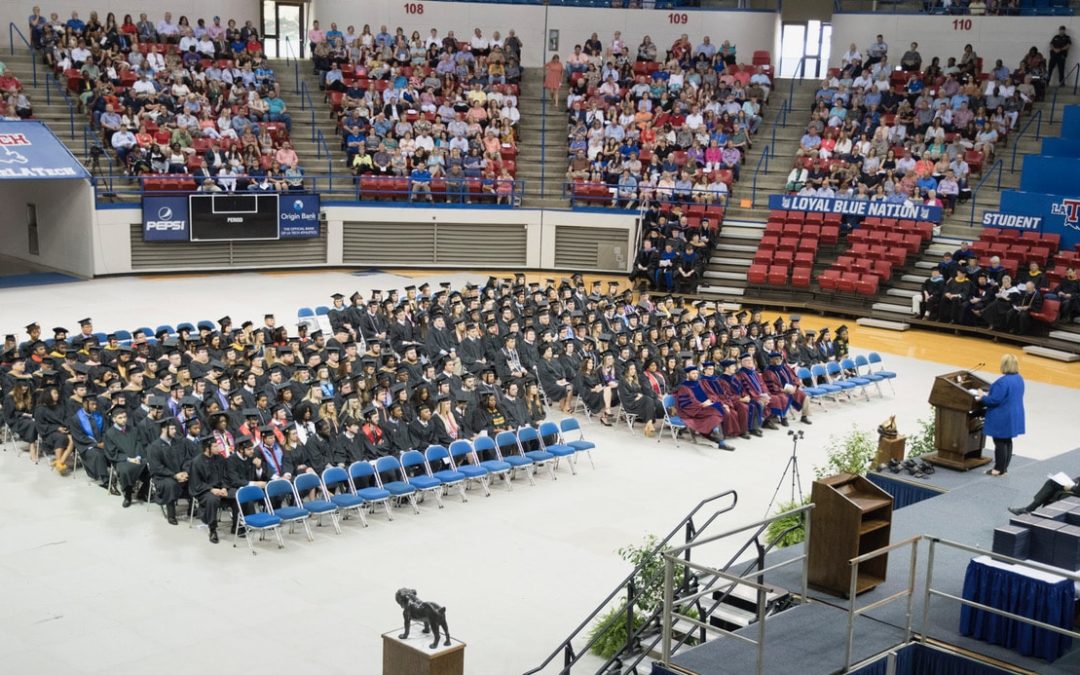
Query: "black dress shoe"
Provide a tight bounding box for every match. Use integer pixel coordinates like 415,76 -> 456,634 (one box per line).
780,417 -> 790,427
1008,507 -> 1027,516
740,433 -> 751,440
122,494 -> 132,508
717,441 -> 736,451
209,529 -> 219,544
800,416 -> 812,425
750,428 -> 763,437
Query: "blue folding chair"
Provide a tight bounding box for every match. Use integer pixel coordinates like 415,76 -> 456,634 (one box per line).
840,358 -> 875,400
658,394 -> 687,445
323,466 -> 369,526
826,361 -> 862,400
293,472 -> 342,534
114,329 -> 132,341
265,478 -> 314,541
315,306 -> 330,315
515,427 -> 558,480
155,324 -> 175,337
374,456 -> 420,514
809,364 -> 843,401
557,417 -> 596,469
196,320 -> 215,331
425,445 -> 469,502
795,367 -> 831,404
234,485 -> 284,555
176,322 -> 195,334
468,437 -> 515,491
348,461 -> 394,521
401,450 -> 445,508
853,355 -> 886,397
494,431 -> 537,486
867,353 -> 897,394
449,440 -> 497,495
298,307 -> 315,318
536,421 -> 577,474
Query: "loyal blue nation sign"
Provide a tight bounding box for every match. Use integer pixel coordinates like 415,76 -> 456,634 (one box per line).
0,120 -> 91,179
769,194 -> 942,222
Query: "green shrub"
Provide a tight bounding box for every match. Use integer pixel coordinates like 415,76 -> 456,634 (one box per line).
906,411 -> 936,459
765,497 -> 812,548
814,426 -> 877,479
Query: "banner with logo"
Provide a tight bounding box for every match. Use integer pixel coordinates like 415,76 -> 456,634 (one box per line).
999,189 -> 1080,251
142,194 -> 321,241
768,194 -> 942,223
980,211 -> 1042,232
0,120 -> 91,180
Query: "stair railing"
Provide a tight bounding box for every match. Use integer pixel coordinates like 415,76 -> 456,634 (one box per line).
522,490 -> 738,675
1009,109 -> 1041,173
8,22 -> 38,87
967,158 -> 1003,227
1050,62 -> 1080,123
540,86 -> 547,200
44,70 -> 76,136
300,80 -> 317,143
750,144 -> 771,207
315,128 -> 333,191
769,99 -> 790,159
282,35 -> 300,95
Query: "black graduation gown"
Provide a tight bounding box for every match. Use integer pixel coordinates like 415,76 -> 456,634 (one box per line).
147,436 -> 186,504
431,414 -> 458,446
469,405 -> 509,437
425,326 -> 455,357
104,424 -> 147,491
3,395 -> 37,442
574,372 -> 605,413
408,418 -> 437,449
459,337 -> 486,373
303,433 -> 336,471
332,431 -> 364,465
502,396 -> 531,429
34,403 -> 69,451
537,357 -> 568,401
188,452 -> 232,528
381,417 -> 413,453
618,378 -> 660,423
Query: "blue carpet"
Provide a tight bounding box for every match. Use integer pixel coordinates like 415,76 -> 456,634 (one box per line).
0,272 -> 79,288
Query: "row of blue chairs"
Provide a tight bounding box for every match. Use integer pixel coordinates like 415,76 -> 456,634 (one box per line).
232,418 -> 596,554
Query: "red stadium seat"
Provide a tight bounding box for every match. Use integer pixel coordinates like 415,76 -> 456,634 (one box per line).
838,272 -> 859,293
791,267 -> 811,288
818,269 -> 840,291
748,264 -> 768,285
1030,299 -> 1060,324
856,274 -> 880,296
767,265 -> 788,286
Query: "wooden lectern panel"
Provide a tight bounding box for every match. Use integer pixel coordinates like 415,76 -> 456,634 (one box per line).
928,371 -> 990,412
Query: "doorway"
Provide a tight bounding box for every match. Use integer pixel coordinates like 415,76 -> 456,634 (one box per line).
779,20 -> 832,80
262,1 -> 304,59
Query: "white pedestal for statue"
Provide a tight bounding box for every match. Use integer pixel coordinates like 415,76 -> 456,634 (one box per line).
382,629 -> 465,675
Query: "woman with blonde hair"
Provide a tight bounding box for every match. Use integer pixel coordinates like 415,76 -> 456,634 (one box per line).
975,353 -> 1025,477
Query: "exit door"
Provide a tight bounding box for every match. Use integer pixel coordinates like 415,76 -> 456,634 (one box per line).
779,20 -> 832,80
262,1 -> 304,59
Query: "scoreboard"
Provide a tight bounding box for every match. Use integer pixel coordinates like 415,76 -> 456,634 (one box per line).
188,193 -> 280,241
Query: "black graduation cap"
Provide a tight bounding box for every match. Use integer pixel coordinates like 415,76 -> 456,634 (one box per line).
258,424 -> 276,436
155,416 -> 178,426
218,316 -> 231,326
180,396 -> 200,408
242,407 -> 260,418
391,382 -> 408,394
361,405 -> 379,418
107,403 -> 127,417
73,363 -> 91,374
331,293 -> 345,300
78,318 -> 92,327
236,436 -> 254,449
25,322 -> 40,331
53,326 -> 68,336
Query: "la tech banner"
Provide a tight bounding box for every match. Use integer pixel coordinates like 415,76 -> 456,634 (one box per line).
999,190 -> 1080,251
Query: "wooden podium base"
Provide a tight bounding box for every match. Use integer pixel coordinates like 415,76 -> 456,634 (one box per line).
382,630 -> 465,675
923,451 -> 992,471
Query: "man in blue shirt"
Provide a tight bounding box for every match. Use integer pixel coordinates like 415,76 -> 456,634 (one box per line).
325,22 -> 343,43
66,11 -> 86,35
410,165 -> 433,202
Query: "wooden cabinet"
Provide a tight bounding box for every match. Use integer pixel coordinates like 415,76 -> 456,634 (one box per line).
808,474 -> 894,598
382,631 -> 465,675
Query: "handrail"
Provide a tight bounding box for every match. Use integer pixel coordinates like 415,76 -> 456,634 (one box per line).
1009,109 -> 1041,173
967,158 -> 1003,227
769,99 -> 789,159
844,537 -> 921,671
282,35 -> 300,95
315,129 -> 333,191
299,80 -> 316,143
1049,62 -> 1080,124
522,490 -> 738,675
786,56 -> 808,102
44,71 -> 76,136
750,144 -> 770,207
540,90 -> 547,202
8,22 -> 38,87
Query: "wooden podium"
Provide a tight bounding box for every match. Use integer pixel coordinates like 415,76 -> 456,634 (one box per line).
808,473 -> 893,598
925,370 -> 990,471
382,631 -> 465,675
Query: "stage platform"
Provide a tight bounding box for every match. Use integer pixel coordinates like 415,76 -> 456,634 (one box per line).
866,454 -> 1037,509
671,448 -> 1080,675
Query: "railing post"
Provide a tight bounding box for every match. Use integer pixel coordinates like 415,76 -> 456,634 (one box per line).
661,557 -> 674,664
540,93 -> 547,201
1035,110 -> 1042,140
920,539 -> 937,643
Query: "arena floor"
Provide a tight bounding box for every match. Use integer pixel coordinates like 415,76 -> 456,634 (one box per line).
1,269 -> 1077,675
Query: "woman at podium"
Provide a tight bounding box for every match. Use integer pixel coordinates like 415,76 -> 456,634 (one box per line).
975,354 -> 1025,477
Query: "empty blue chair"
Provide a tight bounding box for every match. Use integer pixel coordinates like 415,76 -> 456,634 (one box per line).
449,440 -> 497,495
155,324 -> 175,337
298,307 -> 315,317
840,358 -> 874,400
92,332 -> 107,344
315,306 -> 330,315
515,427 -> 558,480
658,394 -> 687,445
134,326 -> 153,339
795,367 -> 830,401
867,353 -> 897,395
323,466 -> 368,526
536,422 -> 577,475
852,356 -> 886,397
374,456 -> 420,514
425,445 -> 469,502
196,320 -> 214,331
468,437 -> 514,491
293,472 -> 342,534
809,364 -> 843,400
265,478 -> 314,541
234,485 -> 284,554
176,322 -> 195,334
557,417 -> 596,468
114,329 -> 132,341
401,450 -> 445,508
826,361 -> 861,399
348,461 -> 394,520
494,431 -> 537,486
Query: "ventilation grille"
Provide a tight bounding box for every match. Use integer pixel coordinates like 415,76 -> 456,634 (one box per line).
129,223 -> 328,270
554,226 -> 629,271
343,221 -> 527,267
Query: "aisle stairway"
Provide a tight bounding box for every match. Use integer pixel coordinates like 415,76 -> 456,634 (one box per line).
517,67 -> 569,208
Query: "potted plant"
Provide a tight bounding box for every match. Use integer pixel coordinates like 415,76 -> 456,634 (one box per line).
814,426 -> 877,479
765,497 -> 812,548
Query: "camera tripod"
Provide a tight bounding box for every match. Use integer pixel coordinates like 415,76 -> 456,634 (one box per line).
765,429 -> 805,516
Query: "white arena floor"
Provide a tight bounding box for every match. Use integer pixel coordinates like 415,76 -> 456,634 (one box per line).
1,270 -> 1078,674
